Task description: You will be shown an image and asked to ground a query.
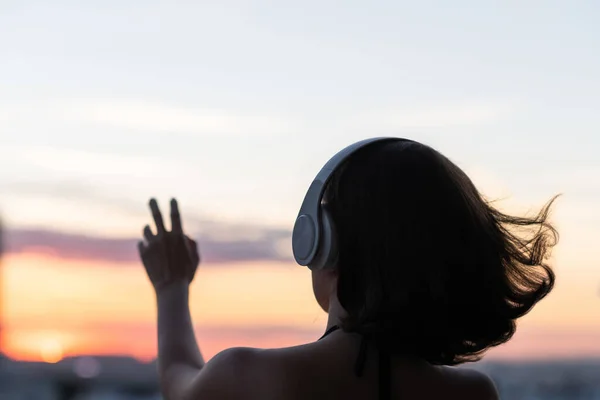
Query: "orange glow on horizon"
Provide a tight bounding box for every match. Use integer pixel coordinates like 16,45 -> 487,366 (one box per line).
39,337 -> 64,363
6,329 -> 71,363
2,250 -> 599,363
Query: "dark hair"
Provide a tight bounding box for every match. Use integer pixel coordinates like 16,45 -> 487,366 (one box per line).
325,139 -> 558,365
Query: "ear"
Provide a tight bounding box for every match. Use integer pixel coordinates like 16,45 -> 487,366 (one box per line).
311,269 -> 338,313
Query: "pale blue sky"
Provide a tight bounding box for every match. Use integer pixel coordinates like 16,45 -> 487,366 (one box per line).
0,0 -> 598,253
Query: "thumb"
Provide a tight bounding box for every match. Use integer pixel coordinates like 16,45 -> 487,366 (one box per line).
186,237 -> 200,261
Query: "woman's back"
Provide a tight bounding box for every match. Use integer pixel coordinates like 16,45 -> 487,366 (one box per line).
209,330 -> 497,400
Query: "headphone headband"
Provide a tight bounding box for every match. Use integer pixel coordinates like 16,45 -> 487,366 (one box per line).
292,137 -> 401,267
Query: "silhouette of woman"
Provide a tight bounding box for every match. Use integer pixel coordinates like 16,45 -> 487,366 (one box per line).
138,138 -> 558,400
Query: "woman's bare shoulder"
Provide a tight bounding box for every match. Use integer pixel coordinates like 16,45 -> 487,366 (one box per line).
185,347 -> 280,400
435,366 -> 499,400
194,347 -> 498,400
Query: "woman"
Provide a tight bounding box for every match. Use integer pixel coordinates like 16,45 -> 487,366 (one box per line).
138,138 -> 557,400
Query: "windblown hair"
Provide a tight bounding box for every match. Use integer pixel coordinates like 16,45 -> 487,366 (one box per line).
325,139 -> 558,365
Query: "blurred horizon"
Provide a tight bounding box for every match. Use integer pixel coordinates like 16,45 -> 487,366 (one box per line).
1,0 -> 599,365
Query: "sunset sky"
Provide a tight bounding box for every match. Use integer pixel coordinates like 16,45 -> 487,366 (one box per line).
1,1 -> 599,363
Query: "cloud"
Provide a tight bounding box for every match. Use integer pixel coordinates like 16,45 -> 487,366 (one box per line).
0,96 -> 519,140
2,222 -> 293,265
2,145 -> 185,177
0,98 -> 294,136
1,180 -> 145,215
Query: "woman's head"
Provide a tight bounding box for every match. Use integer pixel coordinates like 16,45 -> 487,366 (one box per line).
312,139 -> 558,365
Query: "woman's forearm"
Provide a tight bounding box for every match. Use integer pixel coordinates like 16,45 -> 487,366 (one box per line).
156,281 -> 205,398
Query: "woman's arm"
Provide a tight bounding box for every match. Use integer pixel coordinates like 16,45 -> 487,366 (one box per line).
138,199 -> 266,400
156,281 -> 204,399
138,198 -> 205,399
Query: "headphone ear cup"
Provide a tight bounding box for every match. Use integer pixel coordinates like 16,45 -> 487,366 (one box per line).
308,206 -> 338,270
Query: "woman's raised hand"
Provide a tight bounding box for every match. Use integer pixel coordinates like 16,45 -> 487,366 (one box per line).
138,198 -> 200,292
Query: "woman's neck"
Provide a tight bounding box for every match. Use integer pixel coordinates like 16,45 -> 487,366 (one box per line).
325,294 -> 347,330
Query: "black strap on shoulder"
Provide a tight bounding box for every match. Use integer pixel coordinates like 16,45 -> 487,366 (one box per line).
319,325 -> 341,340
319,325 -> 392,400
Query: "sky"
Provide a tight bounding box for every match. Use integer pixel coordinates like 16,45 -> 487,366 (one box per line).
0,0 -> 599,363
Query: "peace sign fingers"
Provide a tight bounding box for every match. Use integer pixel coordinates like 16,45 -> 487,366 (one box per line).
140,197 -> 200,291
149,198 -> 166,235
170,198 -> 183,234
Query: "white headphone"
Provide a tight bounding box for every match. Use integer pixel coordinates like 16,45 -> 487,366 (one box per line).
292,137 -> 403,270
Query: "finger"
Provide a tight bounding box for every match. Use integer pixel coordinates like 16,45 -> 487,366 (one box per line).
137,240 -> 146,255
187,238 -> 200,263
170,198 -> 183,234
186,238 -> 196,253
186,237 -> 197,249
149,198 -> 166,234
143,225 -> 154,242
